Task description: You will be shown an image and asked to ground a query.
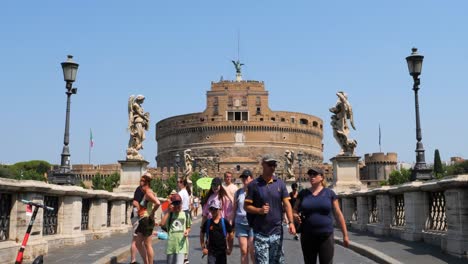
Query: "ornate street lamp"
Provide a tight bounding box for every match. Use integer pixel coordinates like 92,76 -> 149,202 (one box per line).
49,55 -> 79,185
297,151 -> 303,189
406,48 -> 432,181
175,152 -> 181,178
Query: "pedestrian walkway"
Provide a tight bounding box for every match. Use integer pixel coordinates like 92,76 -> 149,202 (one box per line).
36,221 -> 466,264
119,220 -> 375,264
334,228 -> 466,264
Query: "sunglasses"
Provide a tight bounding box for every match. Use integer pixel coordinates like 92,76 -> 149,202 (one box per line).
172,201 -> 181,206
178,180 -> 184,183
267,162 -> 277,168
308,173 -> 320,178
209,207 -> 219,211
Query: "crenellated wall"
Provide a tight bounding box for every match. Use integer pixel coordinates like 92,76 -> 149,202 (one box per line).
361,152 -> 398,186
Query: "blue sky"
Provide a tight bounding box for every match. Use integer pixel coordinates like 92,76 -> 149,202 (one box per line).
1,1 -> 467,167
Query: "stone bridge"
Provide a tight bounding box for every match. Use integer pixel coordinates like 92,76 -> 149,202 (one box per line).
1,175 -> 467,263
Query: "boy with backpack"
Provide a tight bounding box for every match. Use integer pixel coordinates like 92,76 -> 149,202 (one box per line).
161,193 -> 191,264
200,199 -> 234,264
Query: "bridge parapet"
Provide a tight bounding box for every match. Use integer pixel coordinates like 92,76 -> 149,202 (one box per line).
336,174 -> 468,259
0,178 -> 133,263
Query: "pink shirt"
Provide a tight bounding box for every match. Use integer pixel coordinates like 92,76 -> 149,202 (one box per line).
202,193 -> 233,220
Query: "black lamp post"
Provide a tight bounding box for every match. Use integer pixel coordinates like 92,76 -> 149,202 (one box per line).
175,153 -> 181,178
406,48 -> 432,181
297,151 -> 303,189
50,55 -> 79,185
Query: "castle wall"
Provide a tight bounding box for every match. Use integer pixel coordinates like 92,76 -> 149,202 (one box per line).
155,80 -> 324,173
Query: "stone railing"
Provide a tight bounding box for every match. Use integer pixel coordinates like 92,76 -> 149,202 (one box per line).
0,178 -> 133,263
337,174 -> 468,259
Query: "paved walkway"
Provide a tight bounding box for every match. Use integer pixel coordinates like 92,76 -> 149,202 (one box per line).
121,220 -> 375,264
38,221 -> 467,264
334,228 -> 466,264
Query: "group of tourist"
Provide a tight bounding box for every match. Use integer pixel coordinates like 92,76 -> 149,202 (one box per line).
129,154 -> 349,264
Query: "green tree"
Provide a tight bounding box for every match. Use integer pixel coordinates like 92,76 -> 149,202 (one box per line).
445,160 -> 468,176
151,174 -> 178,198
433,149 -> 444,179
190,172 -> 202,197
0,166 -> 15,178
92,173 -> 105,190
0,160 -> 50,181
388,168 -> 411,185
103,172 -> 120,192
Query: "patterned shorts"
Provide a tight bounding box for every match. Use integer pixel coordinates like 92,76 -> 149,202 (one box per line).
253,232 -> 284,264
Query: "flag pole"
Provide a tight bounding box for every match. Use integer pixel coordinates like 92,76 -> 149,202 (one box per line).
379,124 -> 382,152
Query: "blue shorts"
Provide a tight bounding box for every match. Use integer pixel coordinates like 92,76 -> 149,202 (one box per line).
235,223 -> 254,238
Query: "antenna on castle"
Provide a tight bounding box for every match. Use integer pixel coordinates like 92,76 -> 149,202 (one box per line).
232,30 -> 244,82
237,29 -> 240,61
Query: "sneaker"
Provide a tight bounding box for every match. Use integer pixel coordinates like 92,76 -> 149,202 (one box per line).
183,259 -> 189,264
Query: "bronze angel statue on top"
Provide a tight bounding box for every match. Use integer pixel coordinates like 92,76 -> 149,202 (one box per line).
127,95 -> 150,160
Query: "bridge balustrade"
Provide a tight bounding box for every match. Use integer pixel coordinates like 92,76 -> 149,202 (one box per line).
337,174 -> 468,259
0,178 -> 132,262
0,193 -> 12,241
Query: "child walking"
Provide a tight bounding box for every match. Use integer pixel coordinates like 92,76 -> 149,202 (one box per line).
161,193 -> 192,264
200,199 -> 234,264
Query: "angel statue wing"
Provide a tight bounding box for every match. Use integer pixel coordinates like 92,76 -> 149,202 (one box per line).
127,95 -> 135,131
337,92 -> 356,130
348,104 -> 356,130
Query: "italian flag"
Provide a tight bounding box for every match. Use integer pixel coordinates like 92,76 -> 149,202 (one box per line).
90,129 -> 94,148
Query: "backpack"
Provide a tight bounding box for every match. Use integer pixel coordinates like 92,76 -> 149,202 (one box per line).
204,218 -> 227,247
161,211 -> 190,232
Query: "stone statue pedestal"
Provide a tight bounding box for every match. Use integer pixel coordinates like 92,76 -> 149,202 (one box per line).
113,159 -> 149,194
330,156 -> 364,193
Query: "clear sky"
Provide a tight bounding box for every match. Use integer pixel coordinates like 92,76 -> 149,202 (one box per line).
1,1 -> 467,167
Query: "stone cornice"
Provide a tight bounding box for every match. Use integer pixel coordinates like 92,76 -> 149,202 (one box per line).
156,124 -> 323,141
0,178 -> 132,200
337,175 -> 468,197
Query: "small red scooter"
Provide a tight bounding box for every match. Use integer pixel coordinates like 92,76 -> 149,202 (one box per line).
15,199 -> 54,264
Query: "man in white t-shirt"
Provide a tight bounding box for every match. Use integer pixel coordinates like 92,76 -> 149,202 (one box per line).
222,171 -> 238,202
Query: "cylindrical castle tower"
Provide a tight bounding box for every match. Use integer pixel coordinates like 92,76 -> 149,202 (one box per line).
155,79 -> 324,175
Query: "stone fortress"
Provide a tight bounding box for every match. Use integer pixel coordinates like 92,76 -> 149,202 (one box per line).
360,152 -> 398,187
155,78 -> 324,177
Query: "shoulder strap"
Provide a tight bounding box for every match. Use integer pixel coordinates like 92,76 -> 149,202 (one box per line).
205,218 -> 211,243
221,218 -> 227,237
235,189 -> 241,202
167,212 -> 174,228
255,178 -> 265,203
184,211 -> 190,228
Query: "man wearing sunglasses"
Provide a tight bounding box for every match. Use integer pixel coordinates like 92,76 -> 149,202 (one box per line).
244,154 -> 296,264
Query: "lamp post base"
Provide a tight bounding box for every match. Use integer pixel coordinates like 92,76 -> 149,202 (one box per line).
411,166 -> 433,181
49,169 -> 77,185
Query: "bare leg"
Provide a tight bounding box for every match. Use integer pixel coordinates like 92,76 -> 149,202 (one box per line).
144,235 -> 154,264
248,236 -> 255,263
135,234 -> 147,264
239,236 -> 248,264
130,236 -> 138,263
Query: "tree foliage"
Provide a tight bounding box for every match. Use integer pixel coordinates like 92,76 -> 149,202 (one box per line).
433,149 -> 444,179
151,174 -> 178,198
0,160 -> 50,181
92,172 -> 120,192
388,168 -> 411,185
445,160 -> 468,176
